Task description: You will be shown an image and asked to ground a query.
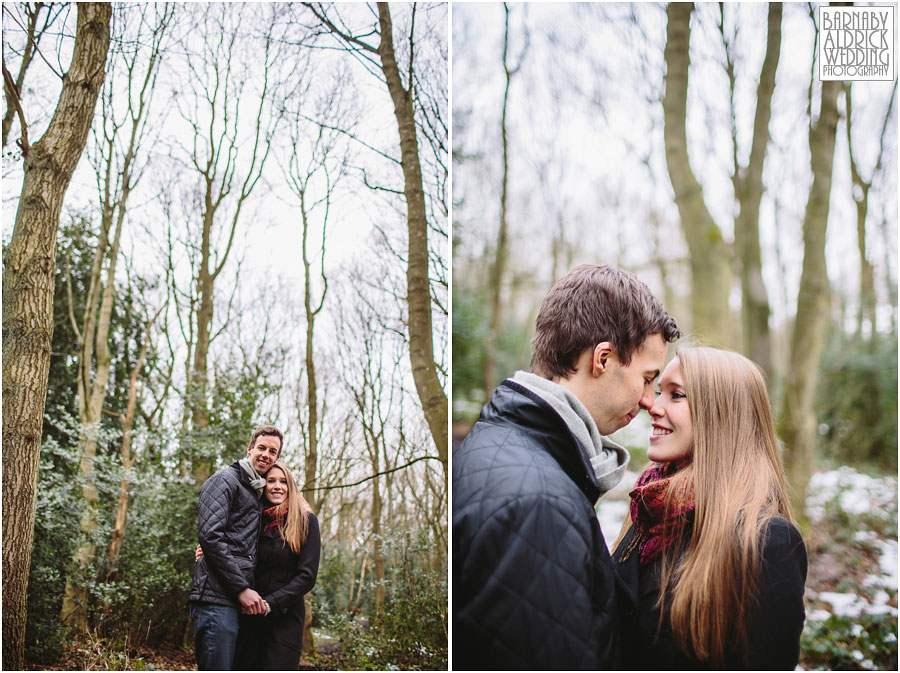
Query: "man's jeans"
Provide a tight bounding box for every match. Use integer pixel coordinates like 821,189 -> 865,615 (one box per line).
190,601 -> 240,670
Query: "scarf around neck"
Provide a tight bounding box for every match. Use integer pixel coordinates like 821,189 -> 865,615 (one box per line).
263,503 -> 287,531
620,460 -> 695,566
238,457 -> 266,497
511,370 -> 629,496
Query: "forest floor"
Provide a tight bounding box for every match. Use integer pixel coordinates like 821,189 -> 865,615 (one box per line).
599,464 -> 899,671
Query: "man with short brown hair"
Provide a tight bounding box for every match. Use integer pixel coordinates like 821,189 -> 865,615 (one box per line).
453,265 -> 680,670
189,425 -> 284,670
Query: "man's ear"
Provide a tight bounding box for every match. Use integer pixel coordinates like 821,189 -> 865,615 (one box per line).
592,342 -> 613,377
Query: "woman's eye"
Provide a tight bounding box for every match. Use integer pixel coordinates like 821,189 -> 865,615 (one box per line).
672,391 -> 686,400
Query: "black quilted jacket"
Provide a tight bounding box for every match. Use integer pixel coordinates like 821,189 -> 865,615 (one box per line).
453,380 -> 621,670
188,462 -> 263,606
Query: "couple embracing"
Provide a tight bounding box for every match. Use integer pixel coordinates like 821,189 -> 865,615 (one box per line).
188,426 -> 321,670
454,265 -> 808,670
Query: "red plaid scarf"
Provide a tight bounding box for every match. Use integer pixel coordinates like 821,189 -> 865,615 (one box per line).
263,503 -> 287,531
620,461 -> 695,566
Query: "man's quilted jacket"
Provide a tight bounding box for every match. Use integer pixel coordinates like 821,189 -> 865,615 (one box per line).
188,461 -> 263,606
453,380 -> 620,670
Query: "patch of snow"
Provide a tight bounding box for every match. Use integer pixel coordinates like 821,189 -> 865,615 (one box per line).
816,591 -> 899,618
805,467 -> 897,522
807,608 -> 832,622
818,591 -> 871,617
877,539 -> 898,586
597,500 -> 629,550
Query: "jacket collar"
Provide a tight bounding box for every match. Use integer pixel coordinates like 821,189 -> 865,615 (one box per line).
482,379 -> 603,505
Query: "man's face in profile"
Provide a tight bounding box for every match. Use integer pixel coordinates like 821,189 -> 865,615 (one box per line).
585,333 -> 667,435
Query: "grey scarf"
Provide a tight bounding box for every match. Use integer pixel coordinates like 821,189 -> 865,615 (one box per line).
512,370 -> 629,496
238,457 -> 266,497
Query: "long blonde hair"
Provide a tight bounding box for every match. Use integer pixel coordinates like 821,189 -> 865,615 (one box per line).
620,346 -> 795,665
266,463 -> 313,554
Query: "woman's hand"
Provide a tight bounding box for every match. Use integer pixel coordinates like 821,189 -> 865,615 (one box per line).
240,600 -> 271,615
195,544 -> 203,562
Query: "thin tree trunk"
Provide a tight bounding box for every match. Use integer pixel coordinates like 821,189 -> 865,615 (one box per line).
1,4 -> 111,666
351,551 -> 368,614
376,3 -> 448,482
62,8 -> 167,622
485,4 -> 525,401
372,474 -> 386,619
663,2 -> 732,347
780,79 -> 841,519
2,2 -> 49,147
732,3 -> 780,377
845,80 -> 895,338
106,304 -> 163,580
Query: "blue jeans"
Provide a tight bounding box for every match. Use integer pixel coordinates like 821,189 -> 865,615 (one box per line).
190,602 -> 240,670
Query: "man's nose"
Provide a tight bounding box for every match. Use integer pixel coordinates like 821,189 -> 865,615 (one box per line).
639,388 -> 655,410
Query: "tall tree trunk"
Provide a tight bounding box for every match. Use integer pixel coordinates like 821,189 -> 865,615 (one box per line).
484,4 -> 525,402
372,474 -> 386,619
62,7 -> 168,622
2,4 -> 111,666
663,2 -> 732,347
780,79 -> 841,518
845,80 -> 895,338
376,3 -> 448,483
106,304 -> 162,580
732,3 -> 780,377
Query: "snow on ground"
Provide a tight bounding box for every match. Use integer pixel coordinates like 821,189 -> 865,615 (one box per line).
803,467 -> 899,628
805,466 -> 897,522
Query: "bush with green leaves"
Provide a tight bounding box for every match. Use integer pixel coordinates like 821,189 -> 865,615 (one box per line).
314,530 -> 447,670
801,613 -> 898,670
816,332 -> 898,471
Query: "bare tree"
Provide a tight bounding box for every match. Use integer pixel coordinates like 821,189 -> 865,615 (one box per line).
105,298 -> 168,581
663,2 -> 732,346
484,3 -> 528,402
845,80 -> 896,338
59,2 -> 172,629
303,2 -> 448,482
167,4 -> 282,485
2,2 -> 64,147
281,64 -> 353,509
1,4 -> 111,666
722,2 -> 781,376
780,20 -> 842,516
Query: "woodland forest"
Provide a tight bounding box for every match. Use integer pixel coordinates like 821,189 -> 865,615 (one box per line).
453,3 -> 897,670
3,2 -> 447,669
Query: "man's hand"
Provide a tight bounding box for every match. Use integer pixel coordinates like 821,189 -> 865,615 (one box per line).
238,588 -> 266,615
195,544 -> 203,562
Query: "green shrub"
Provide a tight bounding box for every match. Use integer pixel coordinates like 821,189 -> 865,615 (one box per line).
801,613 -> 898,670
816,332 -> 898,471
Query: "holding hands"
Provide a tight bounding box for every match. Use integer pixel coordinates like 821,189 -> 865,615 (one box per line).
195,544 -> 270,615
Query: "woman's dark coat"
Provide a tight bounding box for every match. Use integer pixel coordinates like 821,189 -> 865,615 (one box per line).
234,511 -> 321,670
613,516 -> 807,670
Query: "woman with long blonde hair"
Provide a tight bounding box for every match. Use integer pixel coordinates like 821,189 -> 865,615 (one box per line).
613,345 -> 807,669
199,462 -> 320,669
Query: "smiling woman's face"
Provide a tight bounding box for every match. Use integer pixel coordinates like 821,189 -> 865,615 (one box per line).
265,466 -> 288,505
647,358 -> 694,463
